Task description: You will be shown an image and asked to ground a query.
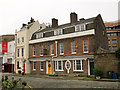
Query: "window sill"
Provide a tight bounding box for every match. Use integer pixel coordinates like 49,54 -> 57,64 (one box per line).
55,70 -> 64,71
73,70 -> 84,72
72,52 -> 76,54
51,54 -> 54,56
40,55 -> 43,56
40,69 -> 43,71
83,51 -> 88,54
60,53 -> 64,55
33,69 -> 36,71
33,55 -> 36,57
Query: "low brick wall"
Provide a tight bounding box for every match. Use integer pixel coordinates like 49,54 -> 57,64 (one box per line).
94,53 -> 119,77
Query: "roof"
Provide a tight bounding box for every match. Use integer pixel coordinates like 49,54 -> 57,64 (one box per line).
105,20 -> 120,27
34,16 -> 96,34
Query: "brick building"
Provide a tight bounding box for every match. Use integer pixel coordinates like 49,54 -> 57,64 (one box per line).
105,21 -> 120,52
29,13 -> 108,76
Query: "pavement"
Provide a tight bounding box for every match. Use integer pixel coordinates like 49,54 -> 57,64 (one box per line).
1,73 -> 120,89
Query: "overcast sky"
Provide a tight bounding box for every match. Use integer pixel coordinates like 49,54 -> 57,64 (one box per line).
0,0 -> 119,35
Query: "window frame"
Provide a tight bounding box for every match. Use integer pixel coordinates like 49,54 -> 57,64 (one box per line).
71,40 -> 76,54
40,45 -> 43,56
33,45 -> 36,56
112,46 -> 117,51
40,61 -> 44,71
17,61 -> 19,69
33,61 -> 36,70
60,43 -> 64,55
55,61 -> 64,71
21,48 -> 24,57
22,37 -> 24,42
73,60 -> 83,72
83,39 -> 88,53
112,39 -> 117,44
50,44 -> 54,55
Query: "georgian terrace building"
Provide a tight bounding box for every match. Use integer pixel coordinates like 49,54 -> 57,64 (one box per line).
29,13 -> 108,76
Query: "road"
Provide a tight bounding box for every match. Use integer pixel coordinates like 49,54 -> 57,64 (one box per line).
1,73 -> 120,89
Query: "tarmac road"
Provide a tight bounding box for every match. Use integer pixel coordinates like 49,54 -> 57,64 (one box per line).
2,74 -> 119,89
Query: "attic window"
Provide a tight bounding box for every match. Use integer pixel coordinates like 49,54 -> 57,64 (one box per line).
75,24 -> 86,31
56,29 -> 63,35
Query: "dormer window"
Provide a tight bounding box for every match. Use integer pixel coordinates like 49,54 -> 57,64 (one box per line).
38,33 -> 43,38
56,29 -> 63,35
75,24 -> 86,31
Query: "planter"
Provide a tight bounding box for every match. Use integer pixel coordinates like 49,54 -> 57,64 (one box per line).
96,76 -> 101,79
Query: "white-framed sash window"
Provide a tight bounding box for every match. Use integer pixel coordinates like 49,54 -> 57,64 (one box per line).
83,39 -> 88,53
40,61 -> 44,71
55,61 -> 63,71
73,60 -> 83,71
60,43 -> 64,55
33,61 -> 36,70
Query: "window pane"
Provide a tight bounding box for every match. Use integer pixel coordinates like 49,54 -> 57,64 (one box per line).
40,61 -> 43,70
83,40 -> 88,53
108,40 -> 110,44
112,39 -> 117,44
51,44 -> 54,55
60,43 -> 64,54
40,45 -> 43,55
112,46 -> 117,51
72,41 -> 76,53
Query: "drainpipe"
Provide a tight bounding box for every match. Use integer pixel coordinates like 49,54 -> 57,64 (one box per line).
51,41 -> 58,74
55,41 -> 58,57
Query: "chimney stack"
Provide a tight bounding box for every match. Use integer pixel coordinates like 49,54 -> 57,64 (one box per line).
70,12 -> 78,23
52,18 -> 58,28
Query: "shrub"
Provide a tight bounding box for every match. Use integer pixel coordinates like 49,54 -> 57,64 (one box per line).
94,67 -> 103,77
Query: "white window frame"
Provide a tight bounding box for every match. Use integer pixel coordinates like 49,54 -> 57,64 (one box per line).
55,61 -> 64,71
40,61 -> 44,71
55,29 -> 63,35
40,45 -> 43,56
33,61 -> 36,70
33,45 -> 35,56
38,33 -> 43,38
60,43 -> 64,55
83,39 -> 88,53
75,25 -> 80,32
51,44 -> 54,55
73,60 -> 83,71
71,41 -> 76,54
80,24 -> 86,31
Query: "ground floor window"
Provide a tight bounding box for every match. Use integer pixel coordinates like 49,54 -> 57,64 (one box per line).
33,61 -> 36,70
40,61 -> 44,71
55,61 -> 63,71
73,60 -> 83,71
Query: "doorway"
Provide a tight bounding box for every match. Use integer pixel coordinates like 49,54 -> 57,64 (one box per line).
90,61 -> 94,75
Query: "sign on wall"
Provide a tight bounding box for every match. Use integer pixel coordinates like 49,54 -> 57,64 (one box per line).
2,42 -> 8,54
0,42 -> 2,55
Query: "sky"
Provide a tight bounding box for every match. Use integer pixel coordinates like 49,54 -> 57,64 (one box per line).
0,0 -> 119,35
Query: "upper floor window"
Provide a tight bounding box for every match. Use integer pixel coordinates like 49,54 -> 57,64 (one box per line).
80,24 -> 86,31
83,39 -> 88,53
112,46 -> 117,51
56,29 -> 63,35
112,39 -> 117,44
40,61 -> 44,71
109,46 -> 111,51
21,48 -> 24,57
75,24 -> 86,31
51,44 -> 54,55
33,61 -> 36,70
17,61 -> 19,69
18,38 -> 20,43
55,61 -> 63,71
33,45 -> 35,56
71,40 -> 76,54
73,60 -> 83,71
108,40 -> 111,44
38,33 -> 43,38
111,33 -> 117,36
17,49 -> 19,57
40,45 -> 43,56
22,37 -> 24,42
60,43 -> 64,55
